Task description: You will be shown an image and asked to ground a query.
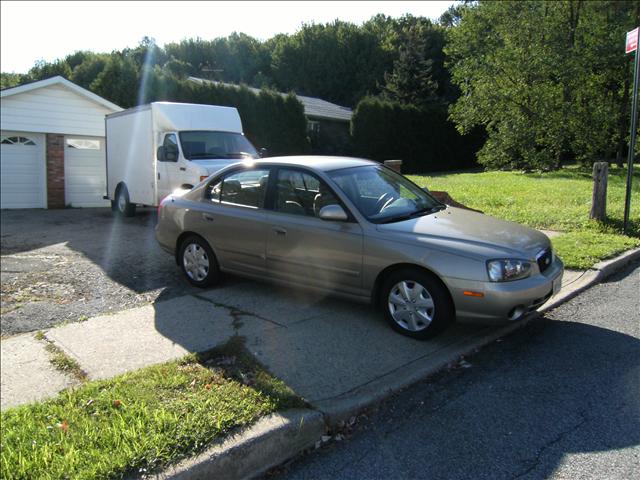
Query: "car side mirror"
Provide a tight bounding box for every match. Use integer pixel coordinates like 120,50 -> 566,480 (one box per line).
259,147 -> 268,158
319,204 -> 348,222
157,146 -> 166,161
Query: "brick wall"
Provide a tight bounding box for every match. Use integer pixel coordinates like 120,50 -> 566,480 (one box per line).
46,134 -> 65,208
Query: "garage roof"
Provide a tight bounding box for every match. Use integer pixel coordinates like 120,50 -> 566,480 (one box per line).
1,76 -> 122,112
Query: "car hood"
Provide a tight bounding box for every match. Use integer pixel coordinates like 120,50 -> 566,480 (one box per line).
376,206 -> 549,258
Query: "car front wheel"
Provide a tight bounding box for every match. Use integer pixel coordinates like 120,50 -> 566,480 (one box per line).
179,235 -> 220,287
380,268 -> 453,339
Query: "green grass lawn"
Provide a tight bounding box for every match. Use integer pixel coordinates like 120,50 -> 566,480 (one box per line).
409,165 -> 640,269
0,338 -> 304,480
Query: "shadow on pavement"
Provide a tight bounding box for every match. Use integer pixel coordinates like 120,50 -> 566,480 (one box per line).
1,208 -> 183,294
151,278 -> 493,410
272,317 -> 640,480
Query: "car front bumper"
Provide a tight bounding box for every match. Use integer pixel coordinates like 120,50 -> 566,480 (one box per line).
445,257 -> 564,325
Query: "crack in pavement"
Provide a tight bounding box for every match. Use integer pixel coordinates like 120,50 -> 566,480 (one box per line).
191,293 -> 288,328
511,411 -> 589,479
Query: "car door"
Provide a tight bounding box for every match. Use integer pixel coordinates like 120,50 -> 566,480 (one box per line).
197,167 -> 271,276
265,167 -> 364,292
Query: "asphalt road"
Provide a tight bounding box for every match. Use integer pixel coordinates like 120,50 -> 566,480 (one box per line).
270,261 -> 640,480
0,208 -> 194,335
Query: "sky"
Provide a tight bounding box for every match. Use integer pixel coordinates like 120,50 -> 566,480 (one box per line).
1,1 -> 455,74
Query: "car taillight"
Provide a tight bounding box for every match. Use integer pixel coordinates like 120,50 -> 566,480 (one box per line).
157,197 -> 166,218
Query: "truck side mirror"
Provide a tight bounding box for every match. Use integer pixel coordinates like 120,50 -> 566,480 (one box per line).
156,146 -> 166,161
165,144 -> 178,162
259,147 -> 268,158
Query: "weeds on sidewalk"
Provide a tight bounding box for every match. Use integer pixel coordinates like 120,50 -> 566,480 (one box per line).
0,337 -> 304,480
35,331 -> 88,382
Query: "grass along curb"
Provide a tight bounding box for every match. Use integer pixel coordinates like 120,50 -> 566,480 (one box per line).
0,337 -> 305,480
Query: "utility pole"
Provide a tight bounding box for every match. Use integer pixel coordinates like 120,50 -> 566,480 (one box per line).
623,27 -> 639,235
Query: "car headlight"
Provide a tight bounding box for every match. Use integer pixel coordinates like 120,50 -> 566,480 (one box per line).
487,259 -> 532,282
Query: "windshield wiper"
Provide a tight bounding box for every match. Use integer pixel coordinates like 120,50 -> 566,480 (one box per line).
378,205 -> 446,224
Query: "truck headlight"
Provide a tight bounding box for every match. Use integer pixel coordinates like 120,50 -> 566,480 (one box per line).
487,259 -> 532,282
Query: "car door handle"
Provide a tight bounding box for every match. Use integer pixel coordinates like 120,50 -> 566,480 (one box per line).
272,227 -> 287,236
179,167 -> 186,171
202,214 -> 214,222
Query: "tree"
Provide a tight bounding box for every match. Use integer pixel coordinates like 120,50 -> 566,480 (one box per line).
270,20 -> 387,106
1,72 -> 28,89
70,54 -> 109,89
447,0 -> 639,170
28,59 -> 72,81
90,54 -> 139,107
162,57 -> 192,78
382,24 -> 440,108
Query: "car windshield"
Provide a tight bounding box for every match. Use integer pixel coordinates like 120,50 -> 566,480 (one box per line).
328,165 -> 444,223
178,131 -> 259,160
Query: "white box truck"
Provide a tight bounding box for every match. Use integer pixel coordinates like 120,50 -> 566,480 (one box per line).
105,102 -> 260,216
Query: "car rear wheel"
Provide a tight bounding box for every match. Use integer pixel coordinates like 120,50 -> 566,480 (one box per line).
179,235 -> 220,287
380,268 -> 453,339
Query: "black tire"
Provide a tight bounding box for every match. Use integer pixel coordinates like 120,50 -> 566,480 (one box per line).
179,235 -> 220,287
379,268 -> 454,340
113,184 -> 136,217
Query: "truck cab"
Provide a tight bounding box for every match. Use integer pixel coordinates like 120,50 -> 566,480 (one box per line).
155,129 -> 259,200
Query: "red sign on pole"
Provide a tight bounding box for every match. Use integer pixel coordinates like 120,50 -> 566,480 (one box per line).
626,27 -> 639,54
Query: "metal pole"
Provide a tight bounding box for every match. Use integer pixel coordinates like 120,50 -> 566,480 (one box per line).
623,46 -> 639,235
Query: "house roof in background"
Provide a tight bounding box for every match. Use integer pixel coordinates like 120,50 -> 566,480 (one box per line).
1,76 -> 122,112
188,77 -> 352,122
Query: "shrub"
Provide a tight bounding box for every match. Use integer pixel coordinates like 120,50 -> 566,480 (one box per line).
351,97 -> 482,173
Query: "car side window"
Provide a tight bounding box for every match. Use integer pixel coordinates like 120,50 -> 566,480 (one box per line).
274,169 -> 340,218
207,169 -> 269,209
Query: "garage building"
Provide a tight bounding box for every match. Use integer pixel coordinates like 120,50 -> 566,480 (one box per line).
1,76 -> 122,209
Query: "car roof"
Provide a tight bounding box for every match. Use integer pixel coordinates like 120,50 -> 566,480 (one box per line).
249,155 -> 377,172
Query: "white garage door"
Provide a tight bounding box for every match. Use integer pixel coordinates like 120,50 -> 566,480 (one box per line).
65,136 -> 109,207
0,131 -> 46,209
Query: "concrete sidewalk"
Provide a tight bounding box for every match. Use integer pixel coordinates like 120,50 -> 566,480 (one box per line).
0,264 -> 595,411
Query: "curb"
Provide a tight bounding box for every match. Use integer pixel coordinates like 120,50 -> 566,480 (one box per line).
150,409 -> 325,480
147,247 -> 640,479
539,247 -> 640,314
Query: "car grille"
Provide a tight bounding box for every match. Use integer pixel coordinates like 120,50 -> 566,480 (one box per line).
537,248 -> 553,273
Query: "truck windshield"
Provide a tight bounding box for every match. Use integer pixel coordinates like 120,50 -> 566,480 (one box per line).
178,131 -> 259,160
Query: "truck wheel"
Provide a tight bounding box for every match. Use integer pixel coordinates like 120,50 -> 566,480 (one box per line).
113,185 -> 136,217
